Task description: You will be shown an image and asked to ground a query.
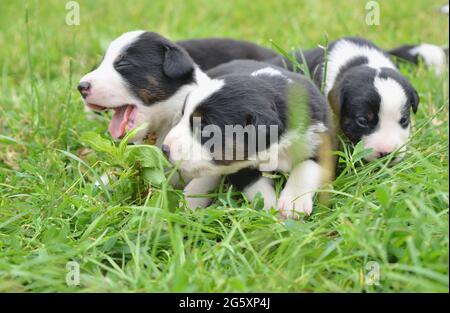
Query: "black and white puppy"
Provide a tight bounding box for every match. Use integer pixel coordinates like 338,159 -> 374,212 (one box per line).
162,60 -> 333,217
267,37 -> 431,162
79,31 -> 203,145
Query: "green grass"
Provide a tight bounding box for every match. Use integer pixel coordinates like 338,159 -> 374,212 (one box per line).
0,0 -> 448,292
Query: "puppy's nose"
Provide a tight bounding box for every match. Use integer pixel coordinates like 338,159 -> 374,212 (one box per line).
77,81 -> 91,98
162,144 -> 170,159
378,151 -> 391,158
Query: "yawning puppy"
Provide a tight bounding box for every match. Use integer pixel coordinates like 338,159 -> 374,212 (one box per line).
163,60 -> 334,218
267,37 -> 422,162
78,30 -> 202,145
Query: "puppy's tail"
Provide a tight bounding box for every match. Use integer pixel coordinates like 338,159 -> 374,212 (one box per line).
388,43 -> 448,75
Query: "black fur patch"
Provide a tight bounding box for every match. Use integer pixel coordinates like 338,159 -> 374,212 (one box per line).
177,38 -> 277,71
226,167 -> 262,191
190,74 -> 286,163
207,60 -> 329,124
115,32 -> 195,106
388,44 -> 420,65
336,66 -> 381,144
194,60 -> 329,172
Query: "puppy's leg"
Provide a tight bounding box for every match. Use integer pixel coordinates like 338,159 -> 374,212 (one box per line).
242,176 -> 277,211
277,159 -> 322,219
183,175 -> 221,210
227,167 -> 276,211
169,171 -> 190,189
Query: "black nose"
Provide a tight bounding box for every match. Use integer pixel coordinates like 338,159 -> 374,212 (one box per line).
162,144 -> 170,158
77,81 -> 91,98
378,151 -> 390,158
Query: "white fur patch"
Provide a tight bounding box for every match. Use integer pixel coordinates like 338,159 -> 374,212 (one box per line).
278,159 -> 322,218
184,75 -> 225,117
409,43 -> 448,75
362,76 -> 410,161
268,122 -> 327,173
325,39 -> 396,94
79,30 -> 145,109
162,75 -> 226,178
243,177 -> 277,211
183,175 -> 221,210
251,67 -> 292,83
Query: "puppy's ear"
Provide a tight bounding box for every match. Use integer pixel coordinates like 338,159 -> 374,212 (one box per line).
249,108 -> 283,130
247,108 -> 284,150
409,87 -> 419,114
163,44 -> 194,79
327,87 -> 342,116
397,76 -> 420,114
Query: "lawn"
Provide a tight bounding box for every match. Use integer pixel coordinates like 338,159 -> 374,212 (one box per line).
0,0 -> 448,292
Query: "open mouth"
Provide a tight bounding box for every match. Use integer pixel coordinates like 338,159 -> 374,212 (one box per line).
87,103 -> 137,139
87,103 -> 108,111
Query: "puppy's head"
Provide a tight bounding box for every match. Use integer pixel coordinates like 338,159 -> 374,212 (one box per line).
162,75 -> 284,178
78,31 -> 195,141
329,66 -> 419,163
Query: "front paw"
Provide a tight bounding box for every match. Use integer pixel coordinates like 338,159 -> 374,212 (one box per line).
181,175 -> 220,210
183,194 -> 212,210
277,190 -> 313,219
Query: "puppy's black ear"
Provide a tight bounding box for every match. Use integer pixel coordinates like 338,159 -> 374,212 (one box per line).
163,44 -> 194,79
327,87 -> 342,116
247,108 -> 284,150
250,107 -> 283,130
409,87 -> 419,114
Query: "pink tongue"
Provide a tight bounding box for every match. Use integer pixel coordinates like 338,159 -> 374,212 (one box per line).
108,105 -> 136,139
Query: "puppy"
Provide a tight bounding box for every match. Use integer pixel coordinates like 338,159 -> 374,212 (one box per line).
162,60 -> 334,218
78,31 -> 203,145
266,37 -> 426,162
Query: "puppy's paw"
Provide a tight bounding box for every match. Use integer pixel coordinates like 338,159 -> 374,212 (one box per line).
263,196 -> 277,212
182,176 -> 219,210
184,196 -> 211,210
277,190 -> 313,219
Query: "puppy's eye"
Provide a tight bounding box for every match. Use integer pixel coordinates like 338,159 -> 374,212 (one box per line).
114,56 -> 131,69
356,116 -> 368,128
115,61 -> 131,68
399,117 -> 409,127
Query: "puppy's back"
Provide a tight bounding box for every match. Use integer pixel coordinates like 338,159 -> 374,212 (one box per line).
208,60 -> 330,129
177,38 -> 277,70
